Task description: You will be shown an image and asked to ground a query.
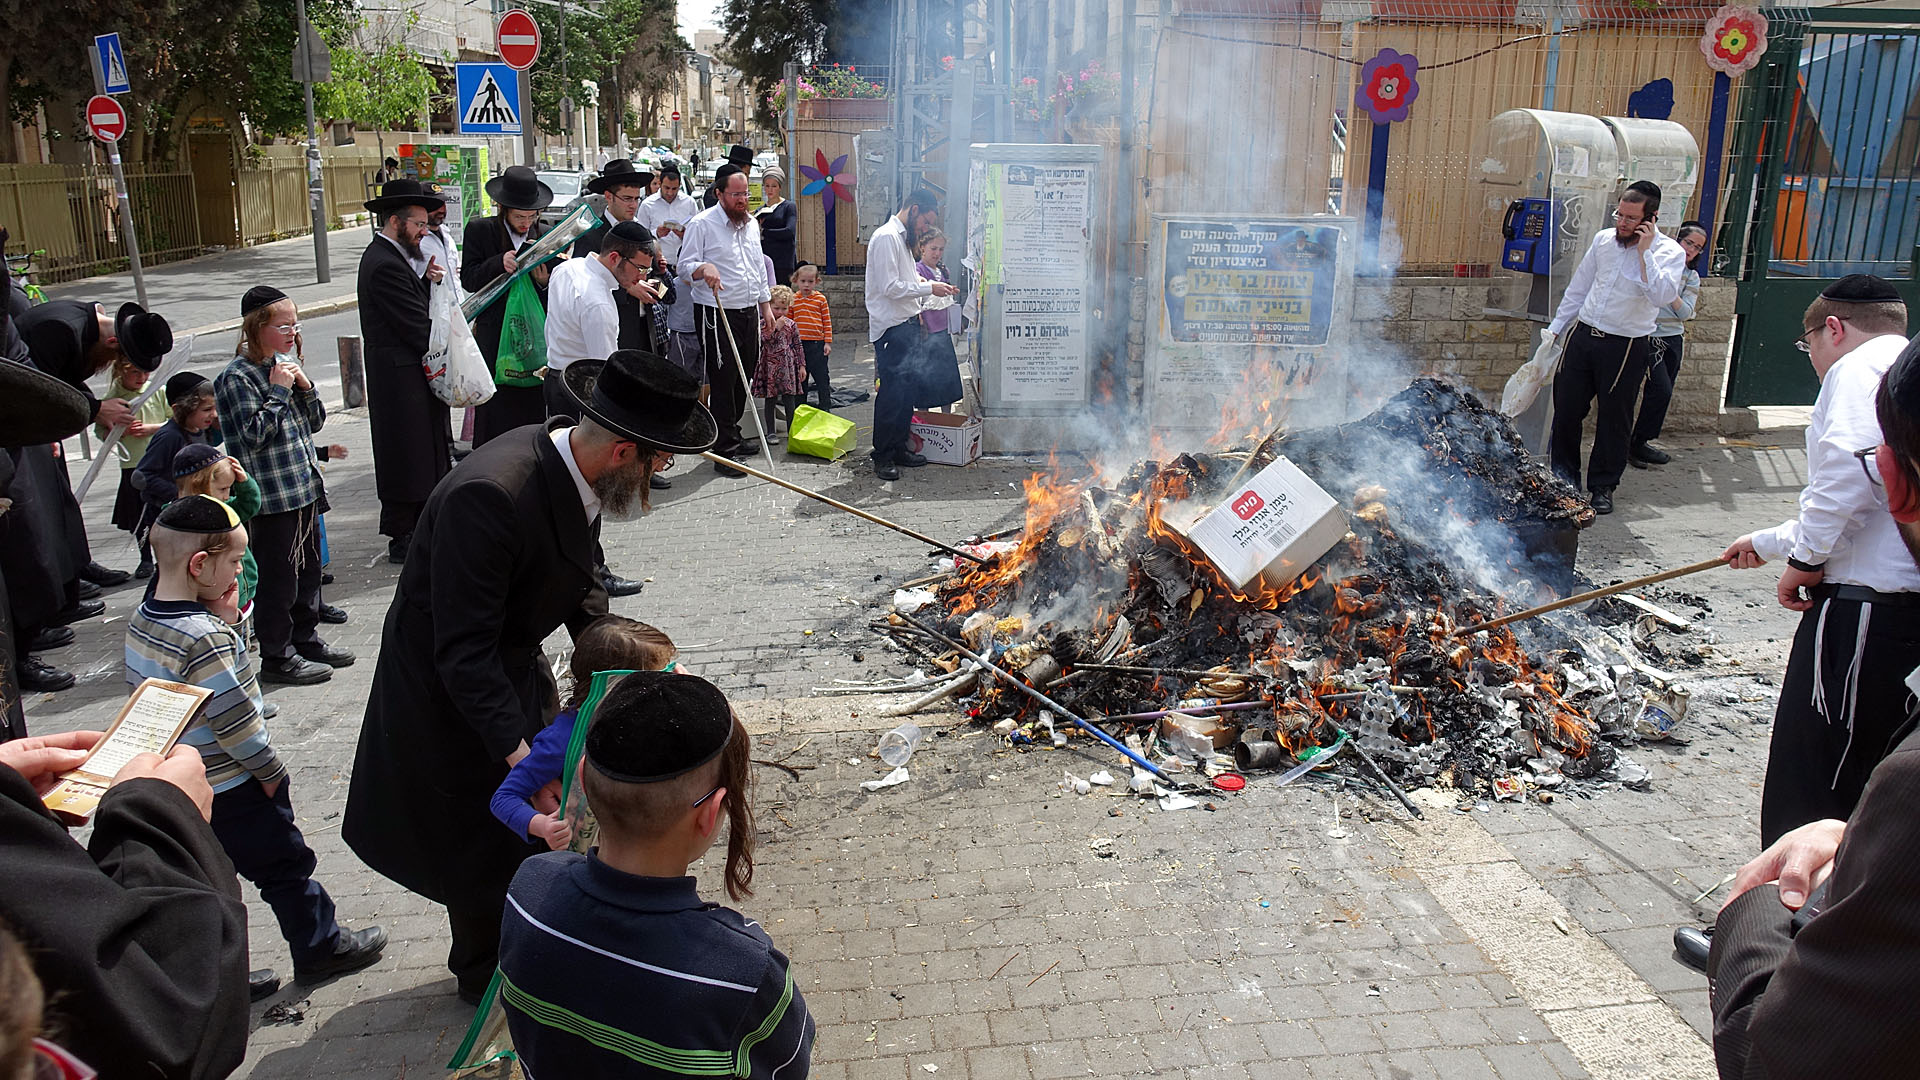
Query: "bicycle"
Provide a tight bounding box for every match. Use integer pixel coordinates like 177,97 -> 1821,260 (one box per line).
6,247 -> 47,305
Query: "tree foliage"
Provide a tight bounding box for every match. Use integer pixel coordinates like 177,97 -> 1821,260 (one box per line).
720,0 -> 834,124
523,0 -> 685,148
313,13 -> 438,141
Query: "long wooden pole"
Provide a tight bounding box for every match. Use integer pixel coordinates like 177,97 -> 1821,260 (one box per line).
1450,556 -> 1729,638
698,451 -> 988,565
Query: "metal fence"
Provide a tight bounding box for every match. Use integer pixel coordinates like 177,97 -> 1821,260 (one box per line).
0,163 -> 202,284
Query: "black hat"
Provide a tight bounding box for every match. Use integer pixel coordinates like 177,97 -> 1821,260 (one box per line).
585,671 -> 735,784
154,494 -> 241,535
165,371 -> 209,405
0,361 -> 91,447
587,158 -> 653,195
485,165 -> 555,211
1820,274 -> 1903,304
364,178 -> 446,216
241,285 -> 287,317
114,303 -> 173,371
171,443 -> 224,480
726,143 -> 755,168
607,220 -> 656,247
563,350 -> 717,455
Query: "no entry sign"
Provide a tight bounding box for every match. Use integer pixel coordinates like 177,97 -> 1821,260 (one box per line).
495,10 -> 540,71
86,95 -> 127,142
671,110 -> 681,122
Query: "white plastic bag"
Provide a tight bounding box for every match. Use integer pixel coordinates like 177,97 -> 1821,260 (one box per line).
422,277 -> 495,407
1501,328 -> 1565,417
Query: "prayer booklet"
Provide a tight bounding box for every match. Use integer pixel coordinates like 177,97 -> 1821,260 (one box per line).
41,679 -> 212,825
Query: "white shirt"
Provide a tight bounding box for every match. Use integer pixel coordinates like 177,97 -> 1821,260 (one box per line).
864,215 -> 933,342
545,255 -> 622,371
677,205 -> 771,311
1548,229 -> 1689,339
550,425 -> 600,524
1752,333 -> 1920,591
639,191 -> 696,264
421,224 -> 458,275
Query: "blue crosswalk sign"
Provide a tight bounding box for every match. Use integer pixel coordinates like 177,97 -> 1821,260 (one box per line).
95,33 -> 130,96
456,63 -> 521,135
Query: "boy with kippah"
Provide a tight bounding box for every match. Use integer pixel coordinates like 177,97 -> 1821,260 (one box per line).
126,496 -> 386,989
498,671 -> 813,1077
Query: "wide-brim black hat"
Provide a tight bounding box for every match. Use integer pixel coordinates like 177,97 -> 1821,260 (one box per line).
563,350 -> 716,455
115,303 -> 173,371
587,158 -> 653,194
0,360 -> 91,447
364,178 -> 446,216
485,165 -> 555,210
727,143 -> 755,168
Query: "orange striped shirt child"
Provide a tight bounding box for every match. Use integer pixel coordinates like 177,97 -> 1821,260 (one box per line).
789,286 -> 833,343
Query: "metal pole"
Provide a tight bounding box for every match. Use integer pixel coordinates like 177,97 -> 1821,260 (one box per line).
519,69 -> 536,167
105,142 -> 148,310
943,60 -> 972,283
295,0 -> 330,283
784,61 -> 798,218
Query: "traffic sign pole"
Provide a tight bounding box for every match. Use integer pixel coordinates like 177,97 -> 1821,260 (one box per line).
495,10 -> 541,167
85,91 -> 147,310
520,69 -> 536,166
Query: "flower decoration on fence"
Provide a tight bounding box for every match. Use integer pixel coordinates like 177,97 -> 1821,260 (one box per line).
1356,48 -> 1420,125
798,150 -> 853,215
1701,6 -> 1768,76
766,64 -> 889,113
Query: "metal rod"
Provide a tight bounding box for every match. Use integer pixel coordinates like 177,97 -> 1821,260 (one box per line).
697,451 -> 988,564
1098,701 -> 1272,723
1450,557 -> 1729,638
1340,731 -> 1423,819
897,612 -> 1179,785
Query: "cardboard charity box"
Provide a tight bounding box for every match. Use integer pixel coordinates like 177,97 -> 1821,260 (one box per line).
1169,456 -> 1348,592
909,411 -> 984,466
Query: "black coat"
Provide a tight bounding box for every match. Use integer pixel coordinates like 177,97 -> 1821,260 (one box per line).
15,300 -> 104,418
0,767 -> 250,1079
756,199 -> 798,283
462,215 -> 549,364
357,234 -> 449,506
344,420 -> 608,906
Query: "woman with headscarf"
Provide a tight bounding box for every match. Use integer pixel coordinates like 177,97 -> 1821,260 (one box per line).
755,166 -> 798,286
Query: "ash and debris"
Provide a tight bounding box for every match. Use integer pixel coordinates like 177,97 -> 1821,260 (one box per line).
857,380 -> 1727,807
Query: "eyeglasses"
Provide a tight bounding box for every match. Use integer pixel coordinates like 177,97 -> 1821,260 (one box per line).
691,782 -> 724,808
272,322 -> 302,335
609,193 -> 642,205
1610,209 -> 1647,226
1796,319 -> 1848,353
1855,445 -> 1887,488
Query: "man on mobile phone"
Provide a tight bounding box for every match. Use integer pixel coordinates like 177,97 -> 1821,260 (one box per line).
1545,181 -> 1689,515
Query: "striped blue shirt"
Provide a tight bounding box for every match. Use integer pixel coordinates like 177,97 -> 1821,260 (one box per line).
125,599 -> 283,792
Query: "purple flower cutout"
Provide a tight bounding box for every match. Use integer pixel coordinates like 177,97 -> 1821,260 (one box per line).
1356,48 -> 1420,125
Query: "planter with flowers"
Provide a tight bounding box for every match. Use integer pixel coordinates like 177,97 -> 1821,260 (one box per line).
769,64 -> 890,122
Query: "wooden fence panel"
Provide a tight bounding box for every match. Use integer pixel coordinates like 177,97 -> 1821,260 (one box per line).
794,113 -> 872,270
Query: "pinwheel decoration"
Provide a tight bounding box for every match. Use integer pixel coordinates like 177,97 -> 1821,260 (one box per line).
799,150 -> 854,215
1701,6 -> 1768,76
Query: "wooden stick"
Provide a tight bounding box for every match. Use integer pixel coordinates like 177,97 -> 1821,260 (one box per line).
1073,662 -> 1263,680
1450,556 -> 1729,638
699,451 -> 987,564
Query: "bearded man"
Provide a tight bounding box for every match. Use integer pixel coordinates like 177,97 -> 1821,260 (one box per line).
344,349 -> 714,1004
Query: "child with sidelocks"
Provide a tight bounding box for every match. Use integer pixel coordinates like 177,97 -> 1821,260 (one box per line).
753,284 -> 807,435
497,670 -> 813,1078
490,616 -> 678,850
98,354 -> 170,577
790,262 -> 834,410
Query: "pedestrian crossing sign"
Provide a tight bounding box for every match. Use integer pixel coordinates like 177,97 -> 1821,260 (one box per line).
94,33 -> 130,96
456,62 -> 521,135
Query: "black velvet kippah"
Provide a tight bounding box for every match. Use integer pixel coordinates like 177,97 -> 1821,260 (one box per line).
155,494 -> 240,534
165,371 -> 209,405
241,285 -> 288,317
1820,274 -> 1902,304
609,219 -> 656,246
585,671 -> 734,784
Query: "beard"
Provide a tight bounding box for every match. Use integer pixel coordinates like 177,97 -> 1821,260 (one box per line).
1614,229 -> 1638,247
725,203 -> 751,225
392,229 -> 423,258
593,454 -> 655,521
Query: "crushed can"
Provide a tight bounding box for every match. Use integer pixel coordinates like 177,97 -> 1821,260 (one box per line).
1634,684 -> 1692,741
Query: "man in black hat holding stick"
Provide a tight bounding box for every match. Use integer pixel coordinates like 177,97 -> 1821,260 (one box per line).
345,349 -> 715,1004
357,178 -> 450,565
464,165 -> 555,449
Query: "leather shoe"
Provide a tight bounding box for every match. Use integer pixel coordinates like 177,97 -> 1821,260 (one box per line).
75,579 -> 102,601
456,981 -> 488,1007
649,472 -> 673,490
296,642 -> 355,668
735,439 -> 762,458
1630,442 -> 1672,468
317,604 -> 349,625
1589,486 -> 1615,515
1673,924 -> 1712,973
294,925 -> 388,986
259,655 -> 333,685
897,452 -> 929,468
17,656 -> 75,693
875,459 -> 901,481
601,571 -> 645,598
713,459 -> 747,478
387,536 -> 410,565
262,701 -> 280,720
80,561 -> 131,587
27,626 -> 74,651
249,968 -> 282,1002
51,599 -> 105,626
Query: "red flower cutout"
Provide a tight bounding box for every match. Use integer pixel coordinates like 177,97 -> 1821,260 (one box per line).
1700,6 -> 1769,76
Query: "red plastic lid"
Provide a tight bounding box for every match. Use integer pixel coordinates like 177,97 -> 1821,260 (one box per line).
1211,773 -> 1247,792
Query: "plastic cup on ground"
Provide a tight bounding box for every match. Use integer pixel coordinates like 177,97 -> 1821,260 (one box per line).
877,723 -> 925,767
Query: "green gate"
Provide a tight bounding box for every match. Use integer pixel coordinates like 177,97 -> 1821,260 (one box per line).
1723,8 -> 1920,406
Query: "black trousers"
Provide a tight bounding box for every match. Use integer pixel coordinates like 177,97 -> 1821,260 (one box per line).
1550,323 -> 1650,490
446,892 -> 509,997
1632,333 -> 1684,447
699,305 -> 761,456
802,340 -> 832,410
250,503 -> 324,663
475,385 -> 547,448
1761,593 -> 1920,846
210,779 -> 340,966
872,320 -> 926,464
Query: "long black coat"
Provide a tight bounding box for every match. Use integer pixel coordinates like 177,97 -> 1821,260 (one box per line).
357,235 -> 450,506
462,215 -> 548,365
344,420 -> 608,906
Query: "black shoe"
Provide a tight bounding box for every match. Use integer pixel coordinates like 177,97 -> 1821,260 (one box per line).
80,561 -> 131,587
17,656 -> 75,693
321,572 -> 334,586
875,459 -> 901,481
897,452 -> 929,468
250,968 -> 282,1002
649,473 -> 673,490
27,626 -> 74,651
600,571 -> 645,598
456,981 -> 488,1007
294,925 -> 388,986
713,459 -> 747,478
735,439 -> 762,458
387,536 -> 410,565
1630,442 -> 1672,468
259,655 -> 333,685
1673,925 -> 1712,973
296,642 -> 355,668
317,604 -> 349,625
75,579 -> 102,601
1589,487 -> 1615,515
134,556 -> 155,579
51,599 -> 106,626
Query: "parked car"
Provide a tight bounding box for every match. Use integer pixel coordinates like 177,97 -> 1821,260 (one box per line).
535,170 -> 586,230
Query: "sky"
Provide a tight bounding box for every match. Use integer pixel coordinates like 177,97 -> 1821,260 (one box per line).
678,0 -> 722,39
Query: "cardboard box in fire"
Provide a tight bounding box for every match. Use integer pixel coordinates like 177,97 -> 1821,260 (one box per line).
1171,457 -> 1348,592
909,411 -> 984,466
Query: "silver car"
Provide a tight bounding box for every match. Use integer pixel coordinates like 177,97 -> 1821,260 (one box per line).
536,170 -> 586,231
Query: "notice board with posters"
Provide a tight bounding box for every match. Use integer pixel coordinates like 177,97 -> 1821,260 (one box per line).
398,144 -> 493,230
1145,215 -> 1357,444
967,144 -> 1101,417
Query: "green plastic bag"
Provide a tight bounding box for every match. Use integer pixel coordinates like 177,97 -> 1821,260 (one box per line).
786,404 -> 856,461
495,274 -> 546,389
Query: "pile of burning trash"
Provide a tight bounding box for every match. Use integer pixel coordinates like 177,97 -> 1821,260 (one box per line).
872,379 -> 1705,800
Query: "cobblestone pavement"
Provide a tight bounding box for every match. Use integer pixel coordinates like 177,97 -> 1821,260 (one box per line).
28,337 -> 1813,1078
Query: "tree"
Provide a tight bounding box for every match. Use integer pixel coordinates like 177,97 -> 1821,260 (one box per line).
313,13 -> 438,158
522,0 -> 686,151
719,0 -> 834,124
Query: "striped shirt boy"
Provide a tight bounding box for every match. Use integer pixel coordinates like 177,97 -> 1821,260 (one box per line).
125,598 -> 283,792
788,289 -> 832,344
